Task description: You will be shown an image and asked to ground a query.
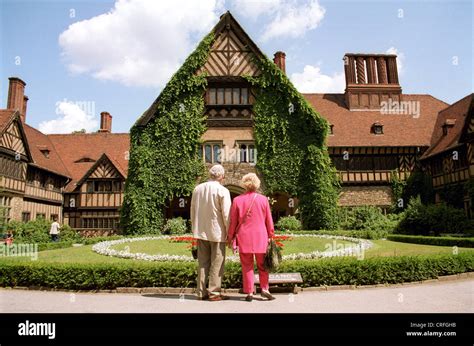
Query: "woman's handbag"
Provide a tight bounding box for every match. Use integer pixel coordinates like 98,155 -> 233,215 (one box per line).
264,239 -> 282,272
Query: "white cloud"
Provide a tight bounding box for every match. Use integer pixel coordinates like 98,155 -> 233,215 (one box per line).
59,0 -> 223,87
39,101 -> 99,134
386,46 -> 405,74
233,0 -> 325,41
291,65 -> 345,93
232,0 -> 282,20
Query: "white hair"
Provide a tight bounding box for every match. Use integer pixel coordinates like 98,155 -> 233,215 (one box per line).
242,173 -> 260,192
209,164 -> 225,180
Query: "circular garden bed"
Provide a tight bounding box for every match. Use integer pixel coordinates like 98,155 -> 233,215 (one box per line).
92,234 -> 373,262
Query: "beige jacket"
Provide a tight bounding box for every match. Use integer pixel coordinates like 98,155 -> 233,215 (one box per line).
191,181 -> 231,243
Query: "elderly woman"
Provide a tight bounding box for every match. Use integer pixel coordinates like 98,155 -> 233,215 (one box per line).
227,173 -> 275,302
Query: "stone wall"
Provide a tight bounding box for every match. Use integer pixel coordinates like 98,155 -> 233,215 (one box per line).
9,195 -> 23,221
338,185 -> 393,207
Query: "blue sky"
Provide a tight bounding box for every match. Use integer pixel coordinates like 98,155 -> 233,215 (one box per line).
0,0 -> 472,134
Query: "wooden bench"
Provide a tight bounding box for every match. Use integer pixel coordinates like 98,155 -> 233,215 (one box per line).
254,273 -> 303,294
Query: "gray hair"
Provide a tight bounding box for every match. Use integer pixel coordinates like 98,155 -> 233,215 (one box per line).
242,173 -> 260,191
209,164 -> 225,180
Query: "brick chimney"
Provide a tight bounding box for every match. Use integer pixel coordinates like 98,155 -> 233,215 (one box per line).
273,51 -> 286,73
7,77 -> 27,122
99,112 -> 112,133
343,53 -> 402,110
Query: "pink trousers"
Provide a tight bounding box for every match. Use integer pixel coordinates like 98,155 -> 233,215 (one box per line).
239,253 -> 269,294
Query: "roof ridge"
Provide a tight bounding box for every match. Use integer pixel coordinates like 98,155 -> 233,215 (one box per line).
46,132 -> 129,136
438,93 -> 473,113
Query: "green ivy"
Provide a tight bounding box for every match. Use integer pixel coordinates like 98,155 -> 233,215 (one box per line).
120,33 -> 214,234
246,58 -> 340,229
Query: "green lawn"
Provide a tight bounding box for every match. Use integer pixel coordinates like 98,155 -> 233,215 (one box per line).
0,237 -> 473,265
364,240 -> 474,258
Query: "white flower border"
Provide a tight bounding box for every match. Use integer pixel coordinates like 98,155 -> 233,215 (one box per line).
92,234 -> 373,262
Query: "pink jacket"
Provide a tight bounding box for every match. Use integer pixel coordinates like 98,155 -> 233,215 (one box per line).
228,192 -> 275,254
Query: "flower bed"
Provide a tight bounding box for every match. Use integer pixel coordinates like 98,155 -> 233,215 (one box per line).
92,235 -> 373,262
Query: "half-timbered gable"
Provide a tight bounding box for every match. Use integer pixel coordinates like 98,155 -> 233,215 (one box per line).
21,124 -> 70,222
0,110 -> 31,223
198,12 -> 260,78
199,12 -> 261,129
48,126 -> 129,235
61,154 -> 125,234
421,93 -> 474,214
0,113 -> 29,158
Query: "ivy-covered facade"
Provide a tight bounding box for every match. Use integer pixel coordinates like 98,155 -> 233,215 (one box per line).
121,12 -> 339,233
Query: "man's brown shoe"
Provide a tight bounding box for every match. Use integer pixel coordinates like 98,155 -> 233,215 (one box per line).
197,295 -> 209,301
208,294 -> 230,301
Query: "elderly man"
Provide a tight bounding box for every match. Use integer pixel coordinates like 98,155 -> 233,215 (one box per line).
191,164 -> 231,301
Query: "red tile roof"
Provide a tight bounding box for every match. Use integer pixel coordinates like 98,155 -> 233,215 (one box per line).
421,93 -> 474,159
23,124 -> 71,178
303,94 -> 448,147
47,132 -> 130,191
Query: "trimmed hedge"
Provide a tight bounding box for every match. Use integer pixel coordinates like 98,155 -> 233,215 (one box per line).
277,229 -> 389,240
387,235 -> 474,248
0,253 -> 472,289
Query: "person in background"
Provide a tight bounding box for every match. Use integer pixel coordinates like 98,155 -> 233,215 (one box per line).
191,164 -> 232,301
49,217 -> 60,242
227,173 -> 275,302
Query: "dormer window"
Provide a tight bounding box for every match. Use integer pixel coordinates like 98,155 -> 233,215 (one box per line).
442,119 -> 456,136
40,149 -> 50,158
372,122 -> 384,135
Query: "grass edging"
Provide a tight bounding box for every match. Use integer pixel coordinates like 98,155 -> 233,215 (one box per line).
0,252 -> 473,290
387,235 -> 474,248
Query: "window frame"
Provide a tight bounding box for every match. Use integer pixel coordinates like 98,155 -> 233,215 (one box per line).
199,141 -> 223,164
236,141 -> 256,164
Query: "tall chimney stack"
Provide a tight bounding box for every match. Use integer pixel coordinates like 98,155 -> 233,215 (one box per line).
343,53 -> 402,110
273,51 -> 286,73
99,112 -> 112,133
7,77 -> 26,122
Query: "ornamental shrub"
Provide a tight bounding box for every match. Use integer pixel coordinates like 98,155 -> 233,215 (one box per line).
336,206 -> 398,232
162,217 -> 188,235
7,219 -> 82,243
396,197 -> 471,235
276,216 -> 302,231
